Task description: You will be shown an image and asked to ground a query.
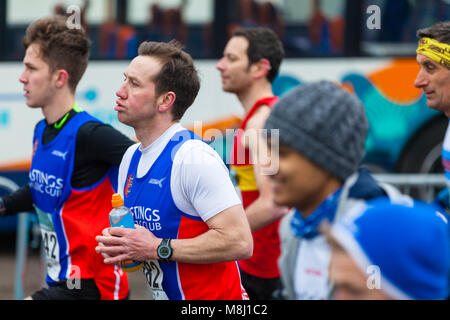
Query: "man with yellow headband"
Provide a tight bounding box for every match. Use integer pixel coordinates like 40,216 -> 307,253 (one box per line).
415,22 -> 450,200
415,22 -> 450,299
415,23 -> 450,117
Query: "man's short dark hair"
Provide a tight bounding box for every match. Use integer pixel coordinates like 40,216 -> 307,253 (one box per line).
138,40 -> 200,121
232,27 -> 285,83
417,21 -> 450,45
22,15 -> 91,93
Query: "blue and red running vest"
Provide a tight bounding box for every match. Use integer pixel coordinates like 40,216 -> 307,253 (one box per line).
123,130 -> 247,300
230,97 -> 282,279
29,111 -> 129,300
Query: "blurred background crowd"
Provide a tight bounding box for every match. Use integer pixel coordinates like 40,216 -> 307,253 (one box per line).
1,0 -> 450,61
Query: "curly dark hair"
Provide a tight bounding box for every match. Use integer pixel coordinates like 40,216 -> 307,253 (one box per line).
22,15 -> 91,93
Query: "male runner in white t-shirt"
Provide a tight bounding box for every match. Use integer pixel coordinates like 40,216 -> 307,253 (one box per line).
95,40 -> 253,300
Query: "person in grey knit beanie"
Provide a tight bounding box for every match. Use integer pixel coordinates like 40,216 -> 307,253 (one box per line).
265,81 -> 394,300
265,80 -> 369,182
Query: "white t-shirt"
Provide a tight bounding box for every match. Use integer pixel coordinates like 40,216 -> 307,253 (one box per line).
293,235 -> 332,300
118,123 -> 242,222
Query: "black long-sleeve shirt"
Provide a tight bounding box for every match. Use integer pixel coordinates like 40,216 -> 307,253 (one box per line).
1,109 -> 135,216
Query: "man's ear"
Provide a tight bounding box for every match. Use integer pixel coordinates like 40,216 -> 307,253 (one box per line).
54,69 -> 69,89
252,58 -> 272,80
157,91 -> 176,113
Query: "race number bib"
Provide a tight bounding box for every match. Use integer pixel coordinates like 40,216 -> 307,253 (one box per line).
143,260 -> 169,300
35,207 -> 61,282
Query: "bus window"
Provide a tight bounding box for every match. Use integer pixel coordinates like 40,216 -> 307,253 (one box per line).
5,0 -> 117,60
361,0 -> 450,57
2,0 -> 352,61
126,0 -> 214,58
228,0 -> 346,57
127,0 -> 213,27
7,0 -> 108,25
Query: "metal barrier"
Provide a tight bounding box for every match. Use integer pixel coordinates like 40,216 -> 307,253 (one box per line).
373,173 -> 447,202
0,176 -> 29,300
0,173 -> 447,300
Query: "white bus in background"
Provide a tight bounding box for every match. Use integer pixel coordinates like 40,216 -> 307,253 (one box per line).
1,0 -> 449,232
0,56 -> 445,176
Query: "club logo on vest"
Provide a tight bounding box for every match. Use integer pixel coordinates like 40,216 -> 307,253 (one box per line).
29,169 -> 64,198
149,177 -> 166,188
125,174 -> 134,197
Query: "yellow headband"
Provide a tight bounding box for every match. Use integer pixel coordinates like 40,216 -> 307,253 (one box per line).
417,37 -> 450,69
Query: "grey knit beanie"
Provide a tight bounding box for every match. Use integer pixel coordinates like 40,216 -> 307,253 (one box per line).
265,81 -> 369,181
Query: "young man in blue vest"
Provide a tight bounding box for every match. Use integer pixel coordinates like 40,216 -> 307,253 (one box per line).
0,16 -> 132,300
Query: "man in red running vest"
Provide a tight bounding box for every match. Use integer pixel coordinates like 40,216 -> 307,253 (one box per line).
216,27 -> 288,299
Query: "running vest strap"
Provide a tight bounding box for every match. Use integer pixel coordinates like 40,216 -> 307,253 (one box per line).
442,121 -> 450,191
124,130 -> 247,300
29,111 -> 129,300
231,96 -> 282,279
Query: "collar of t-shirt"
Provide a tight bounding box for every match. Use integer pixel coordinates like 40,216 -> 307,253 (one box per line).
136,122 -> 185,178
42,109 -> 78,145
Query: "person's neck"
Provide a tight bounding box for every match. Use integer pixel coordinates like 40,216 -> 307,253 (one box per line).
135,117 -> 179,149
299,179 -> 343,219
42,92 -> 76,125
237,81 -> 274,114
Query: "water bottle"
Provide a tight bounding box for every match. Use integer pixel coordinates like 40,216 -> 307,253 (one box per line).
109,193 -> 143,272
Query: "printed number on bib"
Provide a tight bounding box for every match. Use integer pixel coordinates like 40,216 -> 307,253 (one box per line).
43,229 -> 58,260
35,207 -> 61,281
143,260 -> 169,300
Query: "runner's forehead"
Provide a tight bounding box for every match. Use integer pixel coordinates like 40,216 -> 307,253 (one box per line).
416,53 -> 438,65
224,36 -> 249,56
125,55 -> 162,82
